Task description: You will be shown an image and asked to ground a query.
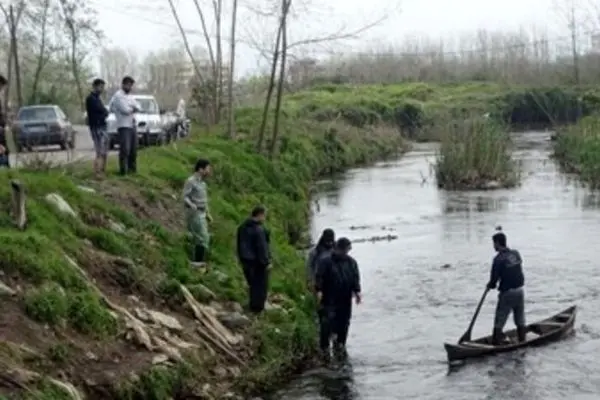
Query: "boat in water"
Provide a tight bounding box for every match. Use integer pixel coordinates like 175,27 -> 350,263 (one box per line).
444,305 -> 576,363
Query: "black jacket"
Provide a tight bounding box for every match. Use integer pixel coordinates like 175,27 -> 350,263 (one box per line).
85,91 -> 108,128
315,252 -> 361,307
236,218 -> 271,266
489,248 -> 525,292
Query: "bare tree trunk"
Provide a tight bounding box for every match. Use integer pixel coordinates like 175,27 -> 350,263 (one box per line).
268,0 -> 290,158
9,5 -> 23,108
68,29 -> 84,110
192,0 -> 217,81
167,0 -> 210,127
213,0 -> 223,123
569,4 -> 580,84
5,31 -> 13,109
30,0 -> 51,103
255,20 -> 284,152
226,0 -> 238,139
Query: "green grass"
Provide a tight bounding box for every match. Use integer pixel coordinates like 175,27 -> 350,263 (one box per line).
235,82 -> 599,140
0,118 -> 405,397
434,118 -> 520,190
554,116 -> 600,185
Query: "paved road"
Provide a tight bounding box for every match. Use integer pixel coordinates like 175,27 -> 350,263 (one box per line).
8,125 -> 117,168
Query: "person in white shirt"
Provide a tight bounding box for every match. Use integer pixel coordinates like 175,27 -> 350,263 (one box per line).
176,98 -> 186,119
110,76 -> 139,175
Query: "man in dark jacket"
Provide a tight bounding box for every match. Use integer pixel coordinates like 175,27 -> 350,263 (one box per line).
487,231 -> 526,344
315,237 -> 362,358
0,74 -> 9,168
236,205 -> 271,313
85,78 -> 109,177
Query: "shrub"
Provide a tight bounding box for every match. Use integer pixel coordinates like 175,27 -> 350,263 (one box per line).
434,118 -> 520,190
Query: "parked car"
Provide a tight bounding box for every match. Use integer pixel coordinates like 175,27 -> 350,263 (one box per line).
107,94 -> 166,149
13,105 -> 76,151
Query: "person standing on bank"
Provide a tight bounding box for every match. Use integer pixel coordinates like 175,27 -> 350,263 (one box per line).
306,228 -> 335,291
110,76 -> 139,175
315,237 -> 361,359
236,205 -> 271,314
85,78 -> 109,177
182,158 -> 213,266
0,74 -> 9,168
486,231 -> 526,345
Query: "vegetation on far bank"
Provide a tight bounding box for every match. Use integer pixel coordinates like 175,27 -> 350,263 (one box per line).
236,82 -> 599,141
553,116 -> 600,186
0,119 -> 406,399
434,118 -> 519,190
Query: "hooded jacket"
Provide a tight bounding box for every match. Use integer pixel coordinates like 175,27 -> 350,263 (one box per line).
315,252 -> 361,307
489,248 -> 525,292
236,218 -> 270,266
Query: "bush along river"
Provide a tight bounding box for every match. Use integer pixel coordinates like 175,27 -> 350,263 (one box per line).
275,131 -> 600,400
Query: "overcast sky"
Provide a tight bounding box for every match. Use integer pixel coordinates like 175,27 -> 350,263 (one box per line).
92,0 -> 581,78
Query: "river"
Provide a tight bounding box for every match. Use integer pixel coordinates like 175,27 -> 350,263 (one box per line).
275,131 -> 600,400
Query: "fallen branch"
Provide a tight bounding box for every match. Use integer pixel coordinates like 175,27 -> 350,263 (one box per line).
180,284 -> 245,364
0,361 -> 82,400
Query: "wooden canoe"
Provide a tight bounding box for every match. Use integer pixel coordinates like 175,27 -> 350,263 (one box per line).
444,305 -> 576,363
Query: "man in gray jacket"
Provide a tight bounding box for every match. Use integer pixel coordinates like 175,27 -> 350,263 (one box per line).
110,76 -> 139,175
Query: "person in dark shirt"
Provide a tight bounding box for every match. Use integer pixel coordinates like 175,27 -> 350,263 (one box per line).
486,231 -> 526,344
306,228 -> 335,291
236,205 -> 271,314
0,74 -> 9,168
85,78 -> 109,177
315,237 -> 361,359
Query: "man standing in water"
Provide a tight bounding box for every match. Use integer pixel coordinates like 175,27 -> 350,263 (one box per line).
110,76 -> 139,175
315,237 -> 362,359
182,158 -> 213,266
487,231 -> 526,345
306,228 -> 335,291
236,205 -> 271,313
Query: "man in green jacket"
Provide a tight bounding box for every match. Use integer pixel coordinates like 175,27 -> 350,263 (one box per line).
182,158 -> 213,266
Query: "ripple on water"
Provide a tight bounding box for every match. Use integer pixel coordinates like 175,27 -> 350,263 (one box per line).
278,134 -> 600,399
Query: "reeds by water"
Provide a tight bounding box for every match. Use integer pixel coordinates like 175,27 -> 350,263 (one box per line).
434,118 -> 520,190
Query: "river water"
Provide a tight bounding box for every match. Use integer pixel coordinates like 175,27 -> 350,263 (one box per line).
275,131 -> 600,400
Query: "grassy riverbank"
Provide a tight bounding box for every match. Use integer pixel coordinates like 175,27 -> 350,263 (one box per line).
0,119 -> 406,398
434,118 -> 520,190
553,116 -> 600,185
273,82 -> 599,140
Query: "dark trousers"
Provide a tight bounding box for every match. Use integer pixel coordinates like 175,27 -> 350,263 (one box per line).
242,261 -> 269,313
319,303 -> 352,351
0,135 -> 9,168
118,127 -> 137,174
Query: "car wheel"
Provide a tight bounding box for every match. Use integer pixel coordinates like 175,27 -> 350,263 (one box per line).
68,136 -> 76,149
59,141 -> 67,150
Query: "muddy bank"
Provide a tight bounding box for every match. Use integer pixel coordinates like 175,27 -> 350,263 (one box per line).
277,131 -> 600,399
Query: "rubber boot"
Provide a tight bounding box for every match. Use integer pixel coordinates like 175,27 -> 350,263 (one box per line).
517,325 -> 527,342
194,245 -> 205,262
492,328 -> 504,345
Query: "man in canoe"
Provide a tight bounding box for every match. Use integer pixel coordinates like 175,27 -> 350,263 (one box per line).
487,231 -> 526,345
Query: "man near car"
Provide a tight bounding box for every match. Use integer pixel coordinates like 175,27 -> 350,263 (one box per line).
110,76 -> 139,175
0,74 -> 9,168
236,205 -> 271,314
85,78 -> 109,177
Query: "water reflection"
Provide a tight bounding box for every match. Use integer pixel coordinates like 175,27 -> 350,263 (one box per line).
317,360 -> 357,400
442,194 -> 509,214
315,177 -> 345,207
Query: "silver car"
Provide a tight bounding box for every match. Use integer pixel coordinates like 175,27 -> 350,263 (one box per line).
106,94 -> 166,149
